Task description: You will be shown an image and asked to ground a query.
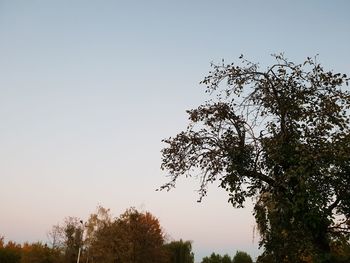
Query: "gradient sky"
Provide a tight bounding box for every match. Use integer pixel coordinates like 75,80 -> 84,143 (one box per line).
1,0 -> 350,261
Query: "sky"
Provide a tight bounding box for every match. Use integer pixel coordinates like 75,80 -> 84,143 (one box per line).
1,0 -> 350,261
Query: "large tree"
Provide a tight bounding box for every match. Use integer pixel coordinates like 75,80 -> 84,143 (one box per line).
163,239 -> 194,263
87,207 -> 167,263
161,54 -> 350,262
48,217 -> 83,263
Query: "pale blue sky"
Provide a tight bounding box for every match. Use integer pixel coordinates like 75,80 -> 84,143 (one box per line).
1,0 -> 350,261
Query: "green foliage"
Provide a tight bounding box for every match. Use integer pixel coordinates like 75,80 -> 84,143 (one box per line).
163,239 -> 194,263
232,251 -> 253,263
201,252 -> 232,263
161,54 -> 350,263
202,252 -> 226,263
201,251 -> 252,263
222,254 -> 232,263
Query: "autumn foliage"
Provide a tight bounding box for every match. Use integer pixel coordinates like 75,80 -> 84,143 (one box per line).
1,207 -> 194,263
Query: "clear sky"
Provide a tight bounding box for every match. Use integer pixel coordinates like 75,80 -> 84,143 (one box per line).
1,0 -> 349,261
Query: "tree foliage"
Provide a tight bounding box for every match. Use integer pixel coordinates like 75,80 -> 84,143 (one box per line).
21,242 -> 61,263
161,54 -> 350,262
0,239 -> 22,263
201,252 -> 229,263
0,237 -> 61,263
87,207 -> 167,263
232,251 -> 253,263
201,252 -> 235,263
48,217 -> 83,263
163,239 -> 194,263
2,206 -> 197,263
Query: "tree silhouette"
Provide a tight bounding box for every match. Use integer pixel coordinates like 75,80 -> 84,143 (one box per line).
161,54 -> 350,262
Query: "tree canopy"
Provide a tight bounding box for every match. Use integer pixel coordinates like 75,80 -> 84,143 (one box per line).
0,237 -> 60,263
201,252 -> 231,263
161,54 -> 350,263
83,207 -> 167,263
1,207 -> 197,263
232,251 -> 253,263
163,239 -> 194,263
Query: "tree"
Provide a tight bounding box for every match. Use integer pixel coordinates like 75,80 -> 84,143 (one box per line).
201,253 -> 224,263
48,217 -> 83,263
88,207 -> 167,263
116,207 -> 167,263
0,238 -> 21,263
21,242 -> 61,263
47,224 -> 63,250
201,252 -> 232,263
163,239 -> 194,263
232,251 -> 253,263
84,206 -> 113,262
222,254 -> 232,263
0,248 -> 20,263
161,54 -> 350,262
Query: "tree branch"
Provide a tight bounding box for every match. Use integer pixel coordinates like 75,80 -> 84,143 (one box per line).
327,197 -> 341,213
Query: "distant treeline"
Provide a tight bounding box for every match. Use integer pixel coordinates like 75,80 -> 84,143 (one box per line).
0,206 -> 254,263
